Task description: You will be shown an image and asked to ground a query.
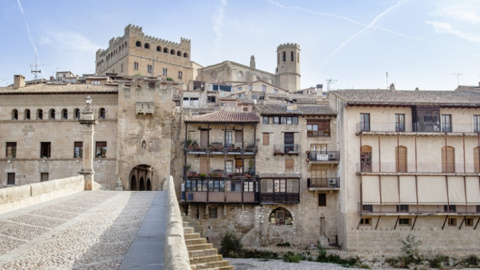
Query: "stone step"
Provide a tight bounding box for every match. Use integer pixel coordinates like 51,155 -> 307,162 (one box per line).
185,238 -> 207,245
184,227 -> 194,234
190,254 -> 223,264
206,260 -> 231,268
184,232 -> 201,240
189,248 -> 218,258
218,266 -> 235,270
187,243 -> 214,251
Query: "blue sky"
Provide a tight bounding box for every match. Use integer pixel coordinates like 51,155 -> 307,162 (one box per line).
1,0 -> 479,90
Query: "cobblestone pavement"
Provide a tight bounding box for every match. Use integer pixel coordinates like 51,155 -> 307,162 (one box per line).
0,191 -> 156,270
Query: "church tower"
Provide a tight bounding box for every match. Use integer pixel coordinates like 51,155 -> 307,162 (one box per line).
276,43 -> 301,92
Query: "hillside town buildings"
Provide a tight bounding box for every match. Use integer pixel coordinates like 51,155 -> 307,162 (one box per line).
2,24 -> 480,252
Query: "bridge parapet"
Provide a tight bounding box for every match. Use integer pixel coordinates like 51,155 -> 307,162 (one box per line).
164,175 -> 191,270
0,175 -> 88,214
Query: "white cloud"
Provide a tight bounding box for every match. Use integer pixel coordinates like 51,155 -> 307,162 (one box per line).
431,6 -> 480,24
426,21 -> 480,42
212,0 -> 227,47
41,31 -> 101,53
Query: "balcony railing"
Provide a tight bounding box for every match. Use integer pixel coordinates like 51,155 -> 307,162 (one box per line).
182,178 -> 259,203
307,177 -> 340,188
274,144 -> 299,155
184,143 -> 257,154
307,151 -> 340,162
259,193 -> 299,204
357,162 -> 480,174
356,122 -> 480,133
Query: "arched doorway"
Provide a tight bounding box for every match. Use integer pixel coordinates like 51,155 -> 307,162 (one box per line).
129,164 -> 155,191
139,177 -> 145,191
147,178 -> 152,191
131,175 -> 137,191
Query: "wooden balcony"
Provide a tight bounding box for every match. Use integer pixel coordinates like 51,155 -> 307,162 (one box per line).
259,193 -> 299,204
182,178 -> 259,204
356,122 -> 480,135
307,177 -> 340,191
307,151 -> 339,164
273,144 -> 299,155
184,144 -> 257,155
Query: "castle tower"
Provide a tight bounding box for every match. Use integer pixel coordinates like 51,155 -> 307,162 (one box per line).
276,43 -> 301,92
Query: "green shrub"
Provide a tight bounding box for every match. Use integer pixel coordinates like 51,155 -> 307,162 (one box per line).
463,254 -> 479,266
401,234 -> 422,262
398,255 -> 416,268
283,252 -> 303,263
242,249 -> 278,260
219,231 -> 242,258
427,254 -> 449,269
385,257 -> 399,266
276,242 -> 291,247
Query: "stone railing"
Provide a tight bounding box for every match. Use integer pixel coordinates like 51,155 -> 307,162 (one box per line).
0,175 -> 87,213
163,175 -> 191,270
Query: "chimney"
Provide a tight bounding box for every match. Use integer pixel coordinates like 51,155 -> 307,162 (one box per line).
287,104 -> 297,111
13,75 -> 25,89
389,83 -> 395,91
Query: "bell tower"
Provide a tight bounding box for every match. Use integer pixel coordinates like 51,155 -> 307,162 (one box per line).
276,43 -> 301,92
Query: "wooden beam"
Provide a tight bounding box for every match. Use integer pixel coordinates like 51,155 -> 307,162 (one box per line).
394,216 -> 399,230
411,216 -> 418,231
441,215 -> 449,230
459,216 -> 466,230
375,216 -> 381,230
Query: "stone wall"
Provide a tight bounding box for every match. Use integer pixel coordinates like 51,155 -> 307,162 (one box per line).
0,175 -> 85,214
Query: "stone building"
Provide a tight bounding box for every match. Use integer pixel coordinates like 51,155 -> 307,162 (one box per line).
95,25 -> 193,88
329,86 -> 480,251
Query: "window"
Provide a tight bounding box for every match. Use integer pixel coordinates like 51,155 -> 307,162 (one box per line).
134,62 -> 139,70
121,63 -> 123,73
49,109 -> 55,120
444,205 -> 456,212
269,207 -> 293,225
99,108 -> 106,119
360,113 -> 370,131
282,51 -> 286,62
360,218 -> 372,226
360,145 -> 372,172
474,147 -> 480,173
284,132 -> 295,153
448,218 -> 457,226
362,205 -> 373,212
274,89 -> 278,94
74,108 -> 80,119
74,142 -> 83,158
237,87 -> 242,92
6,142 -> 16,158
40,142 -> 51,158
285,159 -> 294,171
477,205 -> 480,213
37,109 -> 43,120
7,173 -> 15,185
156,46 -> 161,51
95,142 -> 107,158
163,68 -> 167,76
441,114 -> 452,132
91,80 -> 100,85
225,160 -> 233,175
135,41 -> 141,47
262,133 -> 270,145
249,85 -> 252,91
24,109 -> 30,120
291,51 -> 294,61
147,65 -> 153,74
148,82 -> 156,89
11,109 -> 18,120
262,85 -> 266,92
262,117 -> 269,124
395,114 -> 405,132
244,181 -> 254,192
209,207 -> 217,219
474,115 -> 480,132
207,96 -> 216,103
144,43 -> 150,49
318,193 -> 327,206
225,131 -> 233,147
441,146 -> 455,173
62,109 -> 68,119
178,71 -> 182,79
40,173 -> 49,182
307,120 -> 330,137
396,146 -> 407,173
399,218 -> 411,226
466,218 -> 474,226
396,204 -> 409,212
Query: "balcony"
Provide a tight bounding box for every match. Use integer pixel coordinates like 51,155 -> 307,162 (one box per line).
356,122 -> 480,134
182,178 -> 259,203
274,144 -> 299,155
259,193 -> 299,204
357,162 -> 480,175
307,177 -> 340,191
307,151 -> 339,163
184,142 -> 257,155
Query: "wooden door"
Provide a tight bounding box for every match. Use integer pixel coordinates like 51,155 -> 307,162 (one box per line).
200,130 -> 208,148
284,133 -> 294,153
235,130 -> 243,145
360,145 -> 372,172
199,157 -> 209,174
442,146 -> 455,173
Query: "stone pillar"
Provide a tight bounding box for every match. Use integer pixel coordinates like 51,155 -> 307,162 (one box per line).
78,96 -> 98,190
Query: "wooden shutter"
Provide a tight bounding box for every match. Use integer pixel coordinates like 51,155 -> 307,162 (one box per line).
262,133 -> 269,145
442,146 -> 455,173
235,130 -> 243,144
200,130 -> 208,148
396,146 -> 407,173
199,157 -> 209,174
474,147 -> 480,173
285,159 -> 294,171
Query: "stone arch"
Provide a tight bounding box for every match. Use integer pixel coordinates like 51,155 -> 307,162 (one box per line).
139,177 -> 145,191
49,109 -> 56,120
163,47 -> 168,53
37,109 -> 43,120
147,178 -> 152,191
61,108 -> 68,119
144,43 -> 150,49
74,108 -> 80,119
98,108 -> 106,119
156,46 -> 161,52
24,109 -> 30,120
268,207 -> 293,225
11,109 -> 18,120
170,49 -> 175,55
183,52 -> 188,58
177,51 -> 181,56
136,41 -> 142,47
129,164 -> 156,191
131,175 -> 137,191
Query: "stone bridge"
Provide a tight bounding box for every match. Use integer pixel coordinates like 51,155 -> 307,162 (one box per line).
0,175 -> 232,270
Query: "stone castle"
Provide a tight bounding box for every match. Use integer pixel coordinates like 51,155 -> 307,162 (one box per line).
2,24 -> 480,253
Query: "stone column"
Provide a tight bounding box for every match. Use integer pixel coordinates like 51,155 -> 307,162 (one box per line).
78,96 -> 98,190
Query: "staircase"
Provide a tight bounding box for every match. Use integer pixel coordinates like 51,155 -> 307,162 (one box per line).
183,215 -> 234,270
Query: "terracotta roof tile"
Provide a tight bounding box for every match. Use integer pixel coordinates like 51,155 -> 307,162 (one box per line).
331,89 -> 480,107
185,111 -> 259,123
256,104 -> 336,116
0,83 -> 117,95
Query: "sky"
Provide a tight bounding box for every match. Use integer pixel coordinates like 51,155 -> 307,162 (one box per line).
0,0 -> 479,91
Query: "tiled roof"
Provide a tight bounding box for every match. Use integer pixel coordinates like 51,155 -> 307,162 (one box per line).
185,111 -> 259,123
259,172 -> 301,178
0,83 -> 118,95
256,104 -> 336,116
330,89 -> 480,107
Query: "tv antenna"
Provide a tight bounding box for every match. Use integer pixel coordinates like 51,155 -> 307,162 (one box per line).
326,78 -> 337,91
453,73 -> 462,86
30,55 -> 47,80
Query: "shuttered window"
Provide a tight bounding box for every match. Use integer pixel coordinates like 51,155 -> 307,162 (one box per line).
263,133 -> 269,145
442,146 -> 455,173
396,146 -> 407,173
285,159 -> 294,171
475,147 -> 480,173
